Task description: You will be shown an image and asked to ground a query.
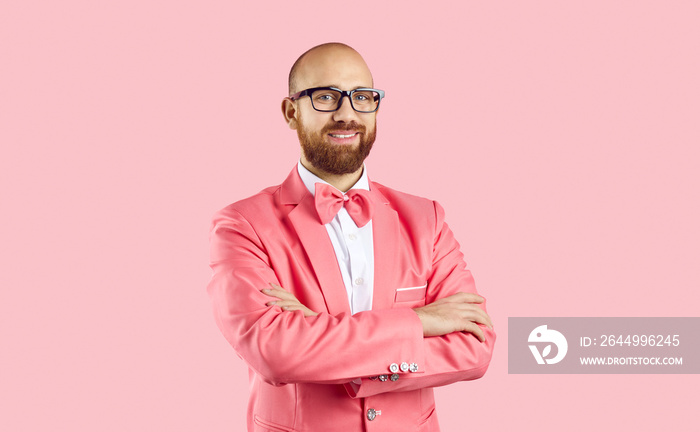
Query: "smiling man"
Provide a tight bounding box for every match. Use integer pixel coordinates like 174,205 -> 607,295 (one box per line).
207,43 -> 495,432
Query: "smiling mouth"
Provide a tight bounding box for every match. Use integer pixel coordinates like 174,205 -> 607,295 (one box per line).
329,133 -> 358,138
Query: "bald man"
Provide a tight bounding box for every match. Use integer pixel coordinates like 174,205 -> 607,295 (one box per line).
207,43 -> 496,432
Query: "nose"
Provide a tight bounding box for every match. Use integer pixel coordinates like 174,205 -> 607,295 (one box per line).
332,95 -> 359,122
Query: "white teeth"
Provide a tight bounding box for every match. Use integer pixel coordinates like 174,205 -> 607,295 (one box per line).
330,133 -> 356,138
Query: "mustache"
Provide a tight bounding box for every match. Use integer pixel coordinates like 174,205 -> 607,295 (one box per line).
321,122 -> 366,134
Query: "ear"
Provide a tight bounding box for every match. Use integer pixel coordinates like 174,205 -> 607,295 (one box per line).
281,98 -> 298,130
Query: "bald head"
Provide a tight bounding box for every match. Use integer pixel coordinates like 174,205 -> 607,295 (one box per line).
288,43 -> 374,95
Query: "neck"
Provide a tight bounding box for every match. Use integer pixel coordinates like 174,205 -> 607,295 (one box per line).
300,157 -> 363,192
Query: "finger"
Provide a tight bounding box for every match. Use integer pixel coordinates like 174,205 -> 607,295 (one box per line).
262,284 -> 296,300
261,289 -> 286,299
462,322 -> 486,342
284,305 -> 319,317
267,283 -> 290,295
266,300 -> 301,308
483,312 -> 493,329
281,304 -> 305,312
443,303 -> 491,329
458,305 -> 493,329
269,302 -> 318,317
463,306 -> 492,328
453,292 -> 485,303
264,283 -> 291,295
263,290 -> 295,301
269,282 -> 288,291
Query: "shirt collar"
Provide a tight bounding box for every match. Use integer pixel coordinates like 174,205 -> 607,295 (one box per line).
297,160 -> 370,197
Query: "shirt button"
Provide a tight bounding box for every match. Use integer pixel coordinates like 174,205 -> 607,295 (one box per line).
348,233 -> 357,241
389,363 -> 399,373
367,408 -> 377,421
354,278 -> 364,286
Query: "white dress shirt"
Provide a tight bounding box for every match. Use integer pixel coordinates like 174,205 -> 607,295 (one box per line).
297,161 -> 375,315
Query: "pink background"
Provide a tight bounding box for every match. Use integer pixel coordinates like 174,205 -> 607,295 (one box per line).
2,1 -> 698,430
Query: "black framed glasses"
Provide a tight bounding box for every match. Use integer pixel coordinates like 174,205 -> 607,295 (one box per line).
289,86 -> 385,113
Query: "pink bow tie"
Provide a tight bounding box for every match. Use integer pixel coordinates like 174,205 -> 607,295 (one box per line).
314,183 -> 374,227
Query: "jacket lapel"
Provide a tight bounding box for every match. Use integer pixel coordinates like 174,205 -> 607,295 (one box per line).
367,182 -> 400,311
282,168 -> 351,315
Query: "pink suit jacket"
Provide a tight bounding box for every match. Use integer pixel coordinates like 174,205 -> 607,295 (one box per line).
207,167 -> 496,432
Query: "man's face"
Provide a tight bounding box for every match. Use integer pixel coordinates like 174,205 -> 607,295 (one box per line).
288,47 -> 378,175
296,106 -> 376,175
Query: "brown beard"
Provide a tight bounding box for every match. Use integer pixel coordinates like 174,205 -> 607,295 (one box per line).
297,119 -> 376,175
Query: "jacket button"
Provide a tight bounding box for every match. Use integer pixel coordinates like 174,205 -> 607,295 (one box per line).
367,408 -> 377,421
390,373 -> 399,381
389,363 -> 399,373
409,363 -> 419,372
378,374 -> 388,381
400,362 -> 409,372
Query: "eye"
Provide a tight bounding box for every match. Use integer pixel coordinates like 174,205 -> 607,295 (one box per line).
353,93 -> 369,102
313,91 -> 340,103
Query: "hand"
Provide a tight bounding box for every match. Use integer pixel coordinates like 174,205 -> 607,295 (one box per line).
413,292 -> 493,341
262,283 -> 319,317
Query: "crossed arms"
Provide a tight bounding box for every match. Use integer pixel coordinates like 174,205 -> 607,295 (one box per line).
265,284 -> 492,341
207,200 -> 496,398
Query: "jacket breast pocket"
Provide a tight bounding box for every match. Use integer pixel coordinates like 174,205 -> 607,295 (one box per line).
393,283 -> 427,308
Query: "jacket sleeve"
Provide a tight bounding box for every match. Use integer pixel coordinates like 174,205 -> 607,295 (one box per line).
343,201 -> 496,398
207,207 -> 427,386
